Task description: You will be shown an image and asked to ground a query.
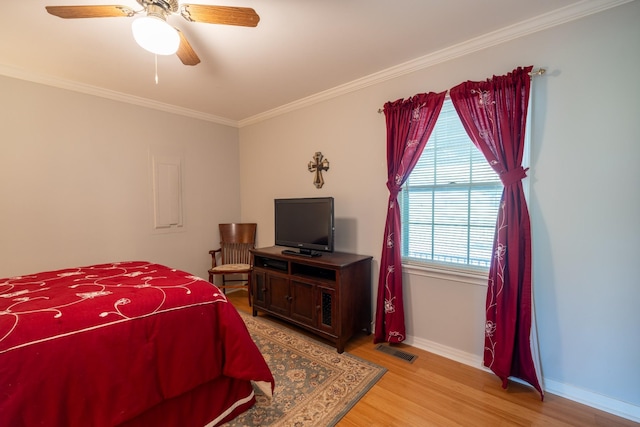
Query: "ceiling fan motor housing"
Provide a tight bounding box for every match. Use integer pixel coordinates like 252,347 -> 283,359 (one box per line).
137,0 -> 179,14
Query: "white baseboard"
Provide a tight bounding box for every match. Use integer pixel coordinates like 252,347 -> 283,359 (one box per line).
543,378 -> 640,423
405,335 -> 640,423
404,335 -> 484,368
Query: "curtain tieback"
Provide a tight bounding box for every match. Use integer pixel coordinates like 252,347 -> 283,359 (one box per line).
499,166 -> 529,186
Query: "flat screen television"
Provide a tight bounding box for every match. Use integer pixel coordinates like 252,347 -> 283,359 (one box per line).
274,197 -> 334,257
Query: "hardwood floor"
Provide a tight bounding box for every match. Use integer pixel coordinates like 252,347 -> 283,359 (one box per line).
227,291 -> 638,427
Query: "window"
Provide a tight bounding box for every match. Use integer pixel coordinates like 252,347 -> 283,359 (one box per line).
399,99 -> 502,270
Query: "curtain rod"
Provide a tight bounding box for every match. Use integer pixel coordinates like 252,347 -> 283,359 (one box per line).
377,68 -> 546,113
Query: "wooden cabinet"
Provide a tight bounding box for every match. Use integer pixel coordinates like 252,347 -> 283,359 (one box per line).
250,246 -> 372,353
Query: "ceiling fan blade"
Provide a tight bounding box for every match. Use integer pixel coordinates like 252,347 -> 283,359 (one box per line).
45,5 -> 135,19
180,5 -> 260,27
176,29 -> 200,66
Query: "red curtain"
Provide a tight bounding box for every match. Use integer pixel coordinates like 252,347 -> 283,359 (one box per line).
374,91 -> 446,344
449,66 -> 543,398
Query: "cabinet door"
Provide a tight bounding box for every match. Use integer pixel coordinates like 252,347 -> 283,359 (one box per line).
290,279 -> 316,327
317,285 -> 336,335
252,269 -> 268,309
267,273 -> 290,316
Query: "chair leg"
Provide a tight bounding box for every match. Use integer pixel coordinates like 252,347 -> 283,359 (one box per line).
209,272 -> 226,296
210,273 -> 227,295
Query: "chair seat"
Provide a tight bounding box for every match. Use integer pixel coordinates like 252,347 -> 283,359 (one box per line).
209,263 -> 251,274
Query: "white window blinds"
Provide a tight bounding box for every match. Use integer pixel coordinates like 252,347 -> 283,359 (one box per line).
399,99 -> 502,269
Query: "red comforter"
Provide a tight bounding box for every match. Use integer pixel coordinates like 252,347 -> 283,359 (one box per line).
0,261 -> 274,426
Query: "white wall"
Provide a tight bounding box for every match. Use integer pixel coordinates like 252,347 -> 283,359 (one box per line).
0,76 -> 241,279
240,1 -> 640,420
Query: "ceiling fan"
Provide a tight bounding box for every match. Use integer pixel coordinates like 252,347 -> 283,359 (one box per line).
45,0 -> 260,66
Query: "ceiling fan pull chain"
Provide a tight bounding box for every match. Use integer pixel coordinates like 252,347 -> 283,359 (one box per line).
155,54 -> 159,84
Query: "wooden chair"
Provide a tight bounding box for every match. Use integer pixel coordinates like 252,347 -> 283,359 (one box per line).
208,223 -> 257,306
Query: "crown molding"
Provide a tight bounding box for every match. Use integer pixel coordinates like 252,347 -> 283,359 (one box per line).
0,63 -> 238,127
0,0 -> 632,129
238,0 -> 633,127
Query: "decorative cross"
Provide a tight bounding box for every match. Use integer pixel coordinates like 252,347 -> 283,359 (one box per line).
308,152 -> 330,189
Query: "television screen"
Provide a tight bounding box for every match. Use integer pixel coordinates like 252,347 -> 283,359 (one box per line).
274,197 -> 334,256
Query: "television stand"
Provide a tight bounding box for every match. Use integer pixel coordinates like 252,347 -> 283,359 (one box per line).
281,249 -> 321,257
251,246 -> 372,353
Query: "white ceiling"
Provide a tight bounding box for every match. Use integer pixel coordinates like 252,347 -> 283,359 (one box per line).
0,0 -> 626,125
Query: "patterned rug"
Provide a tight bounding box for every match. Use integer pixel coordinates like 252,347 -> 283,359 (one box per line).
224,310 -> 386,427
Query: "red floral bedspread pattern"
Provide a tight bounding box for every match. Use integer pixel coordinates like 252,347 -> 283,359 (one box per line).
0,261 -> 274,426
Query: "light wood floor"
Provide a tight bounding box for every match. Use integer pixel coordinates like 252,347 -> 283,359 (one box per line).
227,291 -> 638,427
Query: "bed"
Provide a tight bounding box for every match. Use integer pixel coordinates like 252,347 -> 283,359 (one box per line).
0,261 -> 274,426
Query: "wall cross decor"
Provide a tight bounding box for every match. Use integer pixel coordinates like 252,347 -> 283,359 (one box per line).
308,152 -> 330,189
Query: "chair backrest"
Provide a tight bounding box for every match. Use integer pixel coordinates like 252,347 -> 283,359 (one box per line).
219,223 -> 257,265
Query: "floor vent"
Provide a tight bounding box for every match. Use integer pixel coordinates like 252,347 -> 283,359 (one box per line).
375,344 -> 418,363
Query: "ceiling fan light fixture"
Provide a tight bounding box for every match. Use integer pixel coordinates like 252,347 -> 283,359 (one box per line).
132,15 -> 180,55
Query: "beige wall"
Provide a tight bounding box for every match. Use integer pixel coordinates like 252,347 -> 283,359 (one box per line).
239,2 -> 640,420
0,77 -> 241,279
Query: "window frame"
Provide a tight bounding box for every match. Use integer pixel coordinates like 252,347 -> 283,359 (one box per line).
399,97 -> 532,282
398,98 -> 499,279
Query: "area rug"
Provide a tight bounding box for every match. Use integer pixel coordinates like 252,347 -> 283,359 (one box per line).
224,310 -> 386,427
